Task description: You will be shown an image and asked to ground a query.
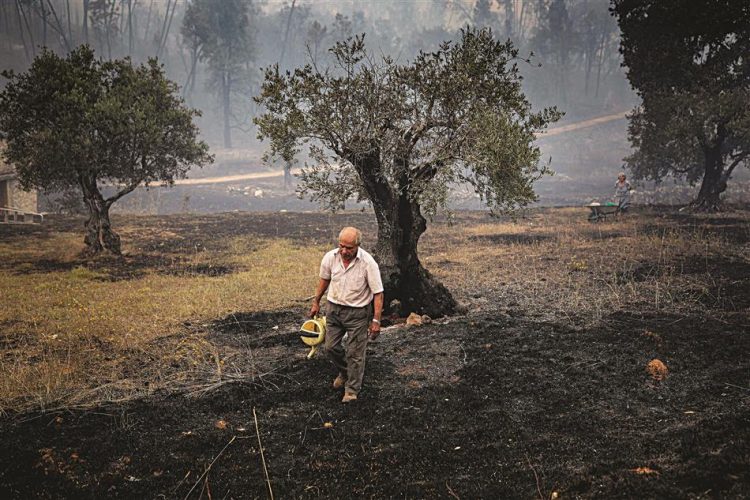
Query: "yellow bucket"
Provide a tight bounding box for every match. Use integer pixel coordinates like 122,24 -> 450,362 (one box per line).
299,316 -> 326,359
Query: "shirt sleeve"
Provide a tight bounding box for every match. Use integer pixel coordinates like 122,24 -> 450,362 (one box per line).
319,252 -> 332,280
366,258 -> 384,294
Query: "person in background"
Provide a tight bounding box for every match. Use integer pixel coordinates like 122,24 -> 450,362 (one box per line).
615,172 -> 632,212
309,227 -> 384,403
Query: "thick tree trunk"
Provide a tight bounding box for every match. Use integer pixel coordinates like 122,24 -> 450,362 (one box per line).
372,194 -> 458,319
691,144 -> 726,212
82,191 -> 121,255
353,151 -> 457,318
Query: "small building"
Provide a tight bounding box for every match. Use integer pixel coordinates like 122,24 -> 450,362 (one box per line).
0,146 -> 40,222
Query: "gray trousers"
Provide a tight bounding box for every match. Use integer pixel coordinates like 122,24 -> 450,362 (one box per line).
325,302 -> 371,395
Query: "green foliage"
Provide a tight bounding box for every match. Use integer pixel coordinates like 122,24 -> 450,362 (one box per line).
625,88 -> 750,186
182,0 -> 256,80
614,0 -> 750,197
254,27 -> 561,216
0,45 -> 213,199
614,0 -> 749,95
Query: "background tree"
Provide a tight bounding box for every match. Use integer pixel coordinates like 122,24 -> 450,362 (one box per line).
531,0 -> 577,105
255,29 -> 561,317
181,0 -> 257,148
612,0 -> 750,210
305,20 -> 328,63
0,45 -> 212,254
472,0 -> 498,31
577,2 -> 619,97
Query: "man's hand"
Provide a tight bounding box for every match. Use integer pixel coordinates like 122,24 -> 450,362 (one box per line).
368,320 -> 381,341
310,278 -> 330,318
309,301 -> 320,318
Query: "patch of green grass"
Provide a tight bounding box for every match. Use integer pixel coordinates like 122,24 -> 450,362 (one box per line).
0,230 -> 325,412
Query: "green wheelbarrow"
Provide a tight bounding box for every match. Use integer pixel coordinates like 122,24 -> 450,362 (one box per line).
587,201 -> 620,222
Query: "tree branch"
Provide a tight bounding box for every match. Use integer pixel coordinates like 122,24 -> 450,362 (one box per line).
43,0 -> 71,51
722,152 -> 749,180
106,179 -> 142,206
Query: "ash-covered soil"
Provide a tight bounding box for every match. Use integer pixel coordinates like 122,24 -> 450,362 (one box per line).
1,309 -> 747,499
0,209 -> 748,499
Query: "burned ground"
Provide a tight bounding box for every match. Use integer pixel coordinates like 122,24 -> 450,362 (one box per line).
0,207 -> 748,499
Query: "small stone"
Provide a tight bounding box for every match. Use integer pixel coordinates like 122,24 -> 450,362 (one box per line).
389,299 -> 402,315
406,313 -> 423,326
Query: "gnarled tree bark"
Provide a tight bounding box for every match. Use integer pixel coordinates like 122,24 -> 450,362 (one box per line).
691,146 -> 725,211
350,147 -> 458,318
690,128 -> 738,213
82,195 -> 121,255
80,177 -> 124,255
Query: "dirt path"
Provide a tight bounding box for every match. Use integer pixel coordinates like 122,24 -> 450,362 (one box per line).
176,111 -> 629,187
173,168 -> 303,186
536,110 -> 628,138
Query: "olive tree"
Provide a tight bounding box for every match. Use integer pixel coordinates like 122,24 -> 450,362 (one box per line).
613,0 -> 750,211
254,28 -> 561,317
0,45 -> 212,254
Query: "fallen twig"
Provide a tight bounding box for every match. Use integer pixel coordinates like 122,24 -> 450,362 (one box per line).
300,425 -> 308,447
254,407 -> 274,500
525,453 -> 544,500
172,470 -> 191,493
725,382 -> 750,392
183,436 -> 236,500
446,481 -> 461,499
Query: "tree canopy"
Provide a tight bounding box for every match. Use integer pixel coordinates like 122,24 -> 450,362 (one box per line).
613,0 -> 750,210
255,28 -> 560,316
0,45 -> 212,254
181,0 -> 258,148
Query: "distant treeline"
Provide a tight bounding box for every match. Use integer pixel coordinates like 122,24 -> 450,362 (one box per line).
0,0 -> 631,147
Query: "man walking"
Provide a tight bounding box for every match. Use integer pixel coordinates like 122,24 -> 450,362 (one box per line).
309,227 -> 384,403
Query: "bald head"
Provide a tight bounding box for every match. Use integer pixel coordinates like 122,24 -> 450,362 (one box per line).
339,227 -> 362,246
338,227 -> 362,262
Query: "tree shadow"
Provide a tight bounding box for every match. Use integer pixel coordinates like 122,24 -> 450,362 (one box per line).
644,211 -> 750,244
